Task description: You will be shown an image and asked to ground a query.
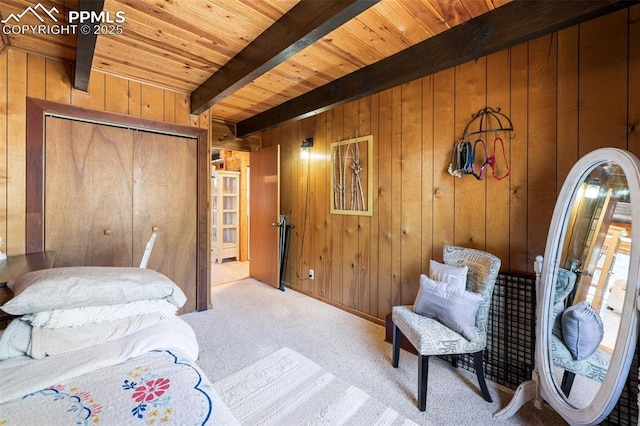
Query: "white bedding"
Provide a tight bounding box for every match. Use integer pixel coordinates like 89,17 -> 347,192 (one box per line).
24,299 -> 178,328
0,267 -> 239,424
0,316 -> 239,425
0,316 -> 198,404
0,312 -> 171,360
29,312 -> 169,359
0,350 -> 238,425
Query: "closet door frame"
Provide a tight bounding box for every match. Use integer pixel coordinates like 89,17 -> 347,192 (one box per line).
25,97 -> 210,311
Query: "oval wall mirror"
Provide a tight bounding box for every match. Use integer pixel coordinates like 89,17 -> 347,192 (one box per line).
495,148 -> 640,425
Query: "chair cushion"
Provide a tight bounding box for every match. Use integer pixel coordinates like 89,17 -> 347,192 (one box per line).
393,306 -> 486,354
561,301 -> 604,360
551,333 -> 610,383
429,260 -> 468,292
413,274 -> 482,340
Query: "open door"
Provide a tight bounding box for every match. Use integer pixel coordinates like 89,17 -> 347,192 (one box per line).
249,145 -> 280,287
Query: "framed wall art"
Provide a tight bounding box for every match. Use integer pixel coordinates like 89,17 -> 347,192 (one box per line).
330,135 -> 373,216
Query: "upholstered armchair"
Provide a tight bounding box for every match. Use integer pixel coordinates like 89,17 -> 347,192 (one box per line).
391,245 -> 501,411
550,268 -> 610,396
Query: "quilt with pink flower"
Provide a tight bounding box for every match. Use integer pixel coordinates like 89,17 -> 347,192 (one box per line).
0,349 -> 233,425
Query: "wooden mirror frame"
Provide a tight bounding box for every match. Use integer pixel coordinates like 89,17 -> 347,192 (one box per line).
495,148 -> 640,425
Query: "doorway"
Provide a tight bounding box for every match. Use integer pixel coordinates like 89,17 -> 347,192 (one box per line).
211,148 -> 250,285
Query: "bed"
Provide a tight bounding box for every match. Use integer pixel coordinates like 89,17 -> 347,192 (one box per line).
0,266 -> 239,425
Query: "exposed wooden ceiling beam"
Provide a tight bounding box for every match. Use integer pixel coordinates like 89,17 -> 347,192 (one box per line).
73,0 -> 104,92
236,0 -> 633,138
190,0 -> 380,115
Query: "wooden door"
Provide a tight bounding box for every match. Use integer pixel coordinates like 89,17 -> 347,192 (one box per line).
574,188 -> 615,304
249,145 -> 280,287
45,117 -> 133,267
590,225 -> 626,311
133,131 -> 198,312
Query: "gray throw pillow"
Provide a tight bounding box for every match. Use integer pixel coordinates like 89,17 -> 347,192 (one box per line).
561,301 -> 604,360
413,274 -> 483,341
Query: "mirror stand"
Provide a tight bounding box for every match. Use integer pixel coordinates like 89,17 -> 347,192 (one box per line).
493,375 -> 541,418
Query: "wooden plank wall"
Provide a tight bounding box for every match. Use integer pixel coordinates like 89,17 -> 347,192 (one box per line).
0,50 -> 208,256
261,7 -> 640,324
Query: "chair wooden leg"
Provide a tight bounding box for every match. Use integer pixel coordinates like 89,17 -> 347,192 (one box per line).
451,354 -> 459,368
561,371 -> 575,397
473,351 -> 493,402
392,323 -> 401,368
418,355 -> 429,411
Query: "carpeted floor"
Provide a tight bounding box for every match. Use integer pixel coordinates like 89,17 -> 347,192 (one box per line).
181,278 -> 568,425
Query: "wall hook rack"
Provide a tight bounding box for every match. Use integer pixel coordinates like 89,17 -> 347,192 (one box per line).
462,106 -> 515,139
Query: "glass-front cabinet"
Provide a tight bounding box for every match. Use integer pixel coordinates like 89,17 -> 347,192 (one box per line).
211,170 -> 240,263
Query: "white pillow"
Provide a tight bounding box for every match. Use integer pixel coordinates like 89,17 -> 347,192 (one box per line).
2,266 -> 186,315
429,259 -> 468,291
561,301 -> 604,360
413,274 -> 482,340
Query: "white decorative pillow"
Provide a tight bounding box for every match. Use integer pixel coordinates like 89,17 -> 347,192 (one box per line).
561,301 -> 604,360
412,274 -> 482,340
429,260 -> 468,292
2,266 -> 186,315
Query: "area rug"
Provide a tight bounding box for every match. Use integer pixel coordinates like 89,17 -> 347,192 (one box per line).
214,347 -> 418,425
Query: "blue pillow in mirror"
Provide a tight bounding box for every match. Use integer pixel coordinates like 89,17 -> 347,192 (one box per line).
561,301 -> 604,361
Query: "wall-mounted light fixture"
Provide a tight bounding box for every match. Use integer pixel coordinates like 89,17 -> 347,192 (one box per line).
301,137 -> 314,149
584,178 -> 600,199
300,137 -> 314,159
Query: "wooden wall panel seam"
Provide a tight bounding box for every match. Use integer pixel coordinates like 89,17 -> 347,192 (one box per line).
0,52 -> 7,251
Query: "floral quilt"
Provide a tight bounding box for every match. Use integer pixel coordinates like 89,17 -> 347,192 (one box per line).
0,349 -> 237,425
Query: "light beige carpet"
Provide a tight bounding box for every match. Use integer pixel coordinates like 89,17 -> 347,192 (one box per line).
214,347 -> 418,425
182,278 -> 568,425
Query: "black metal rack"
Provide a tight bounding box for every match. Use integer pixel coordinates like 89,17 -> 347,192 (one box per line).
462,106 -> 515,140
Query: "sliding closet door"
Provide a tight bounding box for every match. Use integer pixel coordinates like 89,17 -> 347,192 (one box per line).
44,117 -> 134,267
133,131 -> 197,312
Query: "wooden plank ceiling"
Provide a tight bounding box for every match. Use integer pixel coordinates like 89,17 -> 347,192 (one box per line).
0,0 -> 633,137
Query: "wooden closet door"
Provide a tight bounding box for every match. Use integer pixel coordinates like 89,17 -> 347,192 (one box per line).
45,117 -> 134,267
133,131 -> 197,312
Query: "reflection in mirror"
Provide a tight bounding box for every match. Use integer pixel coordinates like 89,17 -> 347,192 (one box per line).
495,148 -> 639,425
553,161 -> 630,409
